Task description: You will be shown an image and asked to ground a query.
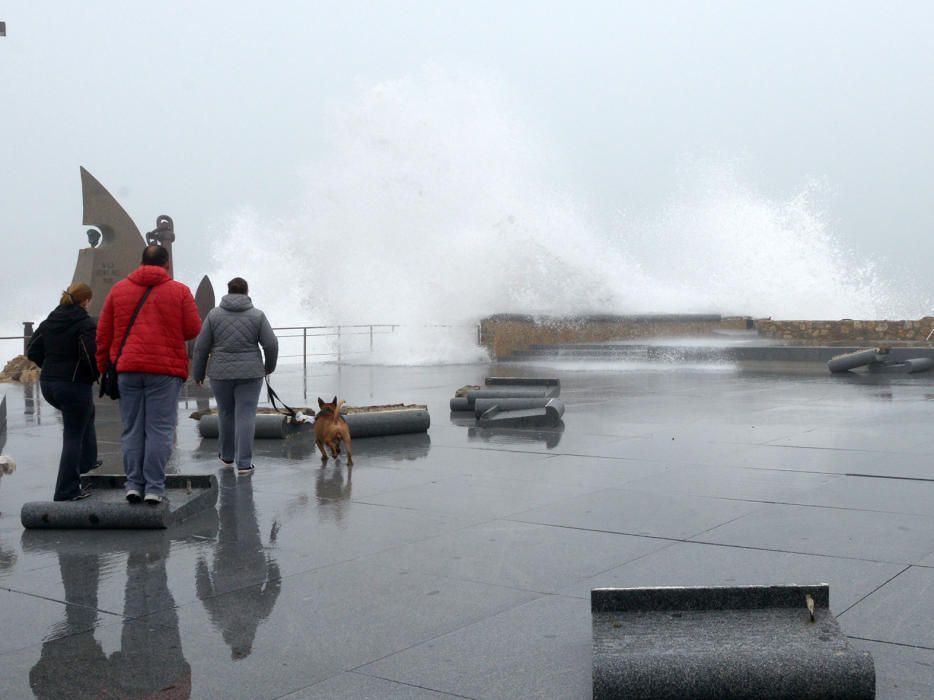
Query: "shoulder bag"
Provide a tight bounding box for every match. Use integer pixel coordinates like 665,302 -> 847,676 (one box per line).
99,288 -> 153,400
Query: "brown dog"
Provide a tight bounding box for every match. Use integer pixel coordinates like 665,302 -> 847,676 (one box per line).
314,396 -> 353,466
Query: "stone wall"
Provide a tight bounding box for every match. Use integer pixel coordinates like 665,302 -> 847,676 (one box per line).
480,314 -> 934,358
480,314 -> 741,359
754,318 -> 934,345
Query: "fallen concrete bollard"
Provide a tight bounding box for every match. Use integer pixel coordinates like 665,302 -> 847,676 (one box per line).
449,397 -> 472,412
828,348 -> 887,373
472,397 -> 555,417
477,398 -> 565,428
450,378 -> 560,411
342,406 -> 431,437
21,474 -> 218,530
591,584 -> 875,699
468,386 -> 559,401
867,357 -> 934,374
198,413 -> 299,439
485,377 -> 560,388
450,387 -> 560,412
198,406 -> 430,439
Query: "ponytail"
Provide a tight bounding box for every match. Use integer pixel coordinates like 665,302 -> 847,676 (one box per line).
60,283 -> 93,307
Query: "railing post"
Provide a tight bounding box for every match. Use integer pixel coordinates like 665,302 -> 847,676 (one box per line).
369,325 -> 374,353
303,327 -> 307,375
22,321 -> 34,355
337,325 -> 342,364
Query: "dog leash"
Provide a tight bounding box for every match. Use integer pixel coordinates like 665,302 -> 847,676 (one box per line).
265,376 -> 298,419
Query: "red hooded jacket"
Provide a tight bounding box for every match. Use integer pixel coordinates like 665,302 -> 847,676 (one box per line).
96,265 -> 202,380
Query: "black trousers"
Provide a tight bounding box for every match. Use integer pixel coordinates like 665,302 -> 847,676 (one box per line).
40,380 -> 97,501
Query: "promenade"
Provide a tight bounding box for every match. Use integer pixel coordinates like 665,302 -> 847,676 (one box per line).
1,361 -> 933,698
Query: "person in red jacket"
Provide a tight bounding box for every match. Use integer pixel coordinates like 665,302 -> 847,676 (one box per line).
96,244 -> 201,504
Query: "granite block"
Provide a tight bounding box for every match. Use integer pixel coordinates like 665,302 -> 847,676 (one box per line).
592,585 -> 875,699
21,474 -> 218,529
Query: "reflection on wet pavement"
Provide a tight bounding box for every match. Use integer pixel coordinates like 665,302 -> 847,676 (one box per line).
467,424 -> 564,450
3,362 -> 934,698
198,471 -> 280,660
26,535 -> 191,698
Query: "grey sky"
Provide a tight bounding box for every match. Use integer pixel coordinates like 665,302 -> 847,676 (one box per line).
1,1 -> 932,332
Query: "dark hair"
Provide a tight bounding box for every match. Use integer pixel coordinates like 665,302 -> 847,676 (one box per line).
141,244 -> 170,267
227,277 -> 248,295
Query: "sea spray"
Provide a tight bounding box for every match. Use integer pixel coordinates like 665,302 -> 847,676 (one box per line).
211,69 -> 922,365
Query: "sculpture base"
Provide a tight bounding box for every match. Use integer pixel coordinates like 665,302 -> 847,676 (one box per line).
21,474 -> 218,529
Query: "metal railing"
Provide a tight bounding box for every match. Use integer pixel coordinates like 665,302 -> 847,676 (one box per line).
271,323 -> 482,369
3,323 -> 483,368
272,324 -> 399,372
0,335 -> 30,356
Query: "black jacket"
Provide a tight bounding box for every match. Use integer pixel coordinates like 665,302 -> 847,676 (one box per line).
27,305 -> 99,384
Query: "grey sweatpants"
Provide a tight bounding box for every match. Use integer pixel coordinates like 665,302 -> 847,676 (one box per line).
118,372 -> 183,497
211,377 -> 263,469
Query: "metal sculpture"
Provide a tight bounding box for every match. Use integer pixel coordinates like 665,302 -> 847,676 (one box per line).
69,166 -> 215,320
71,168 -> 147,316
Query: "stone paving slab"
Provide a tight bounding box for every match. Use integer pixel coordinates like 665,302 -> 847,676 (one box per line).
0,617 -> 181,699
790,474 -> 934,516
695,503 -> 934,564
354,473 -> 598,521
432,449 -> 673,490
738,443 -> 909,475
839,566 -> 934,648
0,588 -> 122,657
851,639 -> 934,700
358,595 -> 592,700
621,463 -> 838,502
559,540 -> 906,612
356,519 -> 674,594
3,363 -> 934,697
280,672 -> 462,699
512,487 -> 762,540
766,426 -> 934,453
127,560 -> 539,699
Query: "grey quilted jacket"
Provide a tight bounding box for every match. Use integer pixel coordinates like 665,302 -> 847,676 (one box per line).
192,294 -> 278,382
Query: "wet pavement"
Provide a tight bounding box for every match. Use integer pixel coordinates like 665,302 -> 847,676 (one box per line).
1,361 -> 934,698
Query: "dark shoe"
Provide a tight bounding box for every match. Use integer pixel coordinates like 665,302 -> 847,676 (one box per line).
71,489 -> 92,501
218,454 -> 234,467
126,489 -> 142,503
237,465 -> 255,476
143,493 -> 164,505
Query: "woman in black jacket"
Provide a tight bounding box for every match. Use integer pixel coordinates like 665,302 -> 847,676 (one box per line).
27,283 -> 100,501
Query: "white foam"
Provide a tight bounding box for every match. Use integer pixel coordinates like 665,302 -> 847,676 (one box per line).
210,68 -> 925,366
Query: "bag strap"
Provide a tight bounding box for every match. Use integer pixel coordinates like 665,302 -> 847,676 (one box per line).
265,375 -> 297,418
114,287 -> 153,365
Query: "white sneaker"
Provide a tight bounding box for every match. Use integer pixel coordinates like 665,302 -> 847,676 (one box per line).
126,489 -> 142,504
143,493 -> 163,505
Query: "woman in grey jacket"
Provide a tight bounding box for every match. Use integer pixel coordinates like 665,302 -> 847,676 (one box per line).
192,277 -> 278,475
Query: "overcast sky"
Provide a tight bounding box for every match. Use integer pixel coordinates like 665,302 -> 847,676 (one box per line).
1,1 -> 932,333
